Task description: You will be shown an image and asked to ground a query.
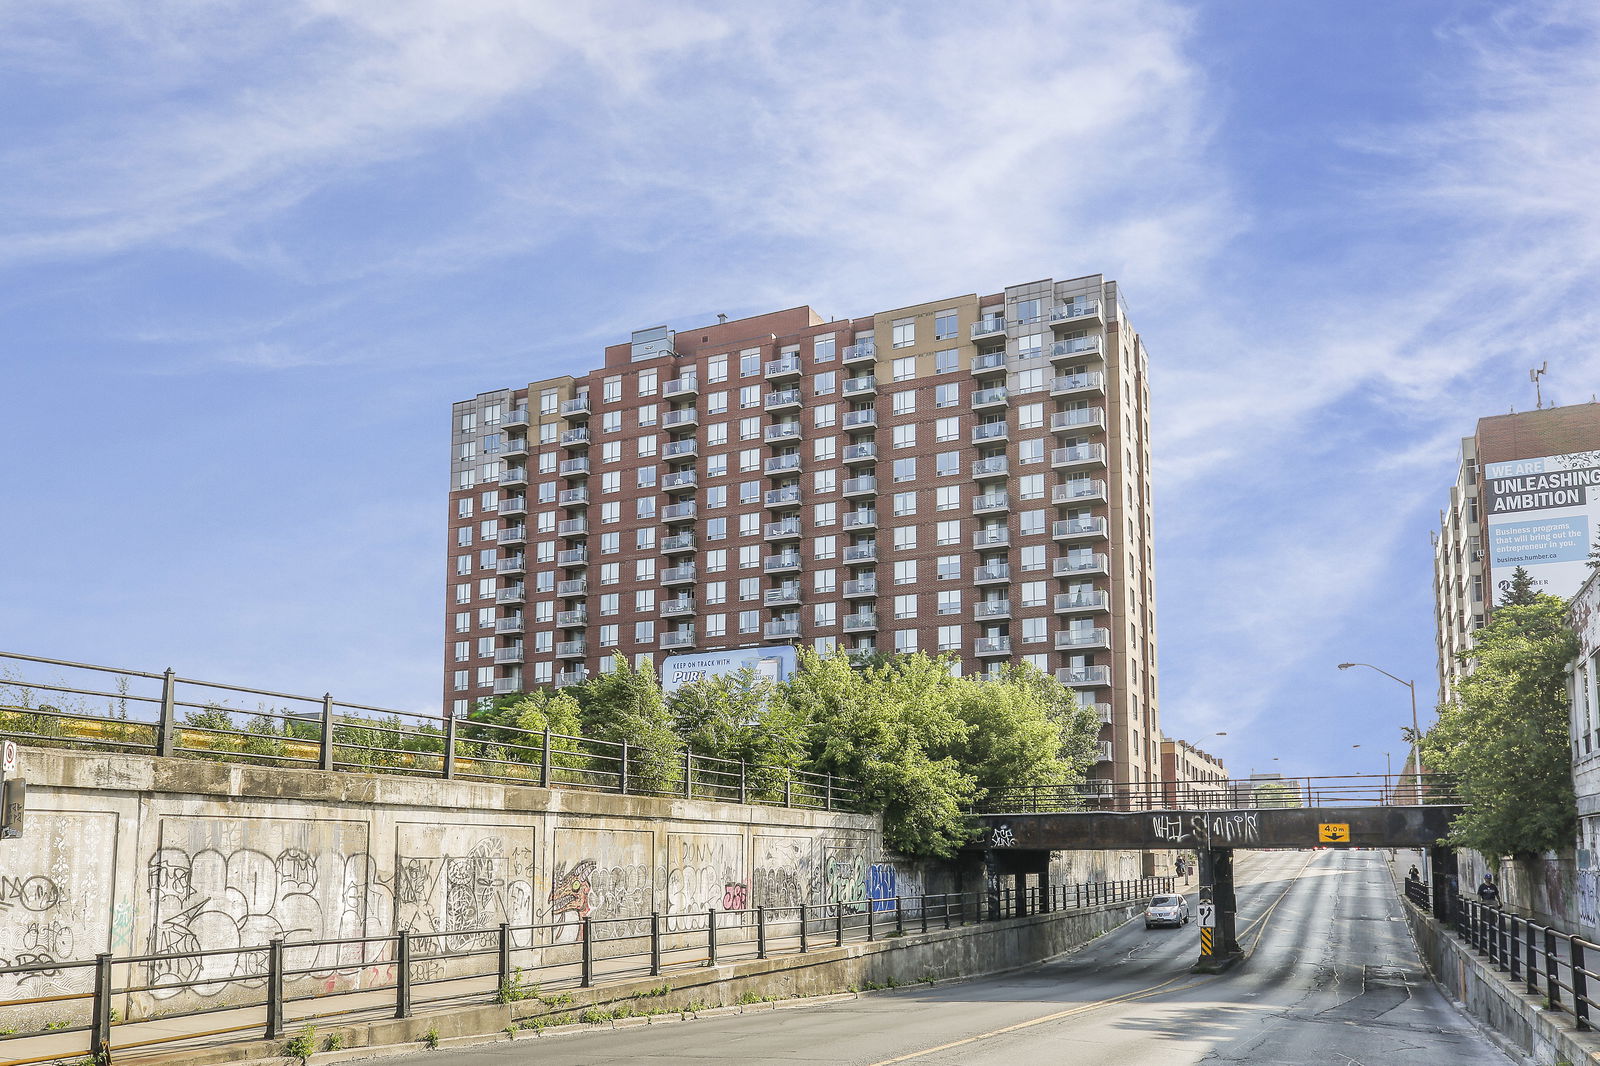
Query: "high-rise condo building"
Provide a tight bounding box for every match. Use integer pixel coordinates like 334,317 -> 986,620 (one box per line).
1433,402 -> 1600,706
444,274 -> 1161,785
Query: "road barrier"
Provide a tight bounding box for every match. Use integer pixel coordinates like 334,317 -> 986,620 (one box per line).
0,877 -> 1173,1065
1450,893 -> 1599,1031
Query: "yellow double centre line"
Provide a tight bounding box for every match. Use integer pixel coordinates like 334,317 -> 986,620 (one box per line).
862,853 -> 1318,1066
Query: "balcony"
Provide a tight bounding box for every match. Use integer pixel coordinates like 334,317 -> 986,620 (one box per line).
843,611 -> 878,633
1051,371 -> 1106,398
973,563 -> 1011,584
661,597 -> 696,617
1053,553 -> 1109,578
1056,627 -> 1111,651
660,628 -> 696,650
972,456 -> 1009,478
555,669 -> 588,689
1050,301 -> 1103,327
842,442 -> 877,464
557,487 -> 589,506
1095,740 -> 1114,763
843,409 -> 877,429
662,532 -> 697,554
496,555 -> 526,574
974,600 -> 1012,621
1050,336 -> 1104,363
1050,408 -> 1106,433
561,428 -> 590,448
765,389 -> 802,411
557,517 -> 588,537
663,439 -> 698,459
972,422 -> 1009,444
662,470 -> 698,491
843,543 -> 877,564
973,636 -> 1012,658
556,640 -> 586,659
499,468 -> 528,487
765,356 -> 802,379
843,578 -> 877,599
971,352 -> 1007,373
1052,480 -> 1107,505
1057,665 -> 1112,687
765,584 -> 802,606
499,497 -> 528,515
556,608 -> 588,627
661,501 -> 697,521
973,492 -> 1010,514
765,423 -> 802,443
1055,591 -> 1110,614
556,578 -> 587,597
972,387 -> 1009,409
498,525 -> 527,545
764,552 -> 802,573
663,409 -> 699,429
502,410 -> 529,428
1053,517 -> 1108,541
765,486 -> 802,508
972,527 -> 1011,549
1091,702 -> 1114,726
560,397 -> 591,417
494,645 -> 524,664
842,340 -> 877,363
496,586 -> 525,604
662,564 -> 697,586
764,518 -> 802,541
662,377 -> 699,398
843,476 -> 878,497
492,676 -> 521,695
843,509 -> 877,531
559,457 -> 590,477
1052,443 -> 1107,470
556,547 -> 588,567
764,619 -> 801,640
496,615 -> 525,634
843,376 -> 878,397
501,436 -> 528,457
765,455 -> 802,475
971,316 -> 1006,339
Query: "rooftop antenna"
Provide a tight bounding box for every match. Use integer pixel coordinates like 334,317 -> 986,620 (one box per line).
1530,362 -> 1548,409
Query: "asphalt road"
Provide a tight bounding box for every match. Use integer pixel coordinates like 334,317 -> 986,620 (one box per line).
433,850 -> 1513,1066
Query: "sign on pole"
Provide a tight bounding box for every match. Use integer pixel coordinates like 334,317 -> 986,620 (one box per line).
1197,902 -> 1216,928
1,740 -> 15,776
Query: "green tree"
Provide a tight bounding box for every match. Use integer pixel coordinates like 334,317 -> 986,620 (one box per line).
577,655 -> 682,793
1499,565 -> 1539,606
668,669 -> 808,800
464,689 -> 587,780
1422,596 -> 1577,858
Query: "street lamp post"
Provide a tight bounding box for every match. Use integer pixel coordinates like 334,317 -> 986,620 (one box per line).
1337,662 -> 1423,806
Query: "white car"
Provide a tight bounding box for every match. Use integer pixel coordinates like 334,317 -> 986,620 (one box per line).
1144,894 -> 1190,929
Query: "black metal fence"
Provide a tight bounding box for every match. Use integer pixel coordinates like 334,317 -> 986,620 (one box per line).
0,877 -> 1173,1065
978,773 -> 1463,813
0,650 -> 860,810
1447,894 -> 1599,1031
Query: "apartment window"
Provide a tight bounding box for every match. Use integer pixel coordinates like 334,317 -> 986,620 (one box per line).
706,453 -> 728,477
453,640 -> 469,662
935,383 -> 960,408
740,416 -> 761,440
935,417 -> 959,442
601,532 -> 621,554
457,497 -> 475,519
814,536 -> 836,559
1018,474 -> 1045,500
937,626 -> 961,652
1019,544 -> 1046,572
740,577 -> 761,601
815,372 -> 836,396
601,441 -> 622,464
477,577 -> 495,599
892,356 -> 916,381
815,469 -> 837,494
890,594 -> 916,620
705,614 -> 727,638
814,569 -> 837,593
1016,298 -> 1043,324
635,620 -> 656,643
707,355 -> 728,382
601,471 -> 621,494
453,669 -> 469,692
706,549 -> 728,573
937,590 -> 961,615
707,422 -> 729,446
814,501 -> 837,525
894,560 -> 917,585
739,512 -> 759,537
458,470 -> 476,490
460,410 -> 478,432
893,491 -> 917,516
456,555 -> 472,576
638,435 -> 658,457
707,485 -> 728,509
636,465 -> 658,488
540,424 -> 557,445
893,458 -> 917,482
1020,581 -> 1047,608
814,437 -> 837,461
635,589 -> 656,612
600,562 -> 620,585
892,391 -> 916,416
708,391 -> 729,414
814,334 -> 836,361
740,448 -> 761,472
1014,368 -> 1044,392
895,630 -> 919,653
740,385 -> 762,409
893,424 -> 916,449
458,440 -> 477,462
739,611 -> 760,633
600,501 -> 620,524
739,545 -> 760,568
1016,333 -> 1044,359
454,612 -> 470,633
539,390 -> 559,415
935,486 -> 960,511
814,403 -> 837,428
457,526 -> 473,547
936,451 -> 959,477
707,517 -> 727,541
634,528 -> 655,550
1018,403 -> 1044,430
639,404 -> 657,427
599,624 -> 619,648
936,521 -> 960,546
936,555 -> 960,580
1020,510 -> 1045,536
706,582 -> 727,604
1018,439 -> 1045,465
890,526 -> 915,552
603,376 -> 622,402
934,311 -> 957,340
741,350 -> 761,376
814,602 -> 836,626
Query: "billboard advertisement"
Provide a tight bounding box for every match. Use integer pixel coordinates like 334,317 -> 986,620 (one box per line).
660,646 -> 798,693
1483,448 -> 1600,599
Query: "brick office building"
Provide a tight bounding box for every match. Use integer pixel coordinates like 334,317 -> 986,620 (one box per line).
444,274 -> 1161,785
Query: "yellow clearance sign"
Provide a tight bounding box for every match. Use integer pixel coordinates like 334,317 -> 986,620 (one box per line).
1318,823 -> 1351,844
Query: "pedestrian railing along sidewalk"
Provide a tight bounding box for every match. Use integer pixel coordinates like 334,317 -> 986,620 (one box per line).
0,877 -> 1174,1066
0,650 -> 860,811
1443,894 -> 1600,1032
977,773 -> 1462,813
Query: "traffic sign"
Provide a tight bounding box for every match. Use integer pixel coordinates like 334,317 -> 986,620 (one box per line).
1199,928 -> 1214,956
1318,823 -> 1350,844
1197,902 -> 1215,928
1,740 -> 15,775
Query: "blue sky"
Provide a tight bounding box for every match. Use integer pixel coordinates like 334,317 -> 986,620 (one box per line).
3,1 -> 1598,781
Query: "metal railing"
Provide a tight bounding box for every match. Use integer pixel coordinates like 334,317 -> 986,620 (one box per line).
0,651 -> 861,812
976,774 -> 1463,813
1446,893 -> 1600,1032
0,876 -> 1171,1064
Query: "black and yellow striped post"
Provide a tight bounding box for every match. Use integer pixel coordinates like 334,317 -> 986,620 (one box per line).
1199,927 -> 1215,956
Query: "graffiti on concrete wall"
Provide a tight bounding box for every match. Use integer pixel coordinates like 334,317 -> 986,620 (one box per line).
753,835 -> 815,909
391,824 -> 535,953
666,834 -> 744,930
824,847 -> 868,913
0,812 -> 116,1000
866,862 -> 925,913
547,828 -> 654,943
1150,813 -> 1259,846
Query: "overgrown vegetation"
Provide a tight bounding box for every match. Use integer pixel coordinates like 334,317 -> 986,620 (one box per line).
283,1024 -> 317,1062
1422,592 -> 1578,858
